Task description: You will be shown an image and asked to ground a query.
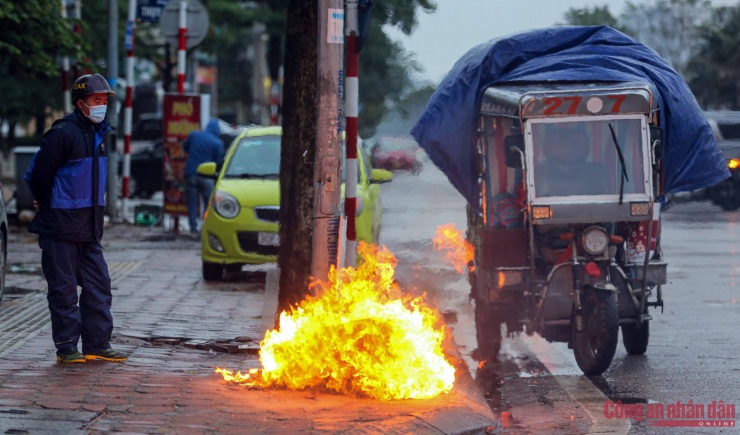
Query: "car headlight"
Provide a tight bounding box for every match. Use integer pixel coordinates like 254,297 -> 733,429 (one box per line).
212,190 -> 240,219
582,226 -> 609,255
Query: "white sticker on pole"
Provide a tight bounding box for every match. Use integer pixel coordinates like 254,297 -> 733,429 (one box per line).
327,9 -> 344,44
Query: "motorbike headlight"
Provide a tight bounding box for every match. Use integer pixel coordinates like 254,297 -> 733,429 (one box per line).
582,226 -> 609,255
729,159 -> 740,169
212,190 -> 240,219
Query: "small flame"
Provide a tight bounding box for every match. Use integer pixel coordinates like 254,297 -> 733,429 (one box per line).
216,242 -> 455,400
433,224 -> 475,273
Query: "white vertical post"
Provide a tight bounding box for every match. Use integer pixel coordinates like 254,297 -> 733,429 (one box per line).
122,0 -> 136,221
178,1 -> 187,94
344,0 -> 359,268
60,0 -> 71,113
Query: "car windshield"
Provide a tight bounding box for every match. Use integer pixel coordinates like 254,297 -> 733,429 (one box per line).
224,135 -> 281,178
530,118 -> 646,198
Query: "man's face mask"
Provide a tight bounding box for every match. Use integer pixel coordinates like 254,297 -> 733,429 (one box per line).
82,101 -> 107,124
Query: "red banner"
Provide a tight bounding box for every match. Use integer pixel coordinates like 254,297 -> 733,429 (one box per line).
162,94 -> 202,215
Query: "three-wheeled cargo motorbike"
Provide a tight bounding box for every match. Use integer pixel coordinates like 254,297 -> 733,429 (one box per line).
468,82 -> 667,375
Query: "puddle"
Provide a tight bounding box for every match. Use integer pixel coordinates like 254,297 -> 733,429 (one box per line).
9,264 -> 41,274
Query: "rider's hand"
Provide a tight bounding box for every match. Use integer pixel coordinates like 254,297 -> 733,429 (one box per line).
33,201 -> 39,210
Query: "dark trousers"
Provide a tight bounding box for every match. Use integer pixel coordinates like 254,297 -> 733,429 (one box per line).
186,175 -> 215,233
39,236 -> 113,354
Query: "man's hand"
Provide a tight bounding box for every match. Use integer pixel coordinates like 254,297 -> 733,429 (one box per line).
33,201 -> 40,210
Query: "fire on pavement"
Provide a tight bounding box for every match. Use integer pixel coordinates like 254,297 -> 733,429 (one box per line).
433,223 -> 474,273
216,240 -> 456,400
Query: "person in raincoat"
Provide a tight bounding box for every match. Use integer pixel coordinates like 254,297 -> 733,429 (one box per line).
183,119 -> 224,237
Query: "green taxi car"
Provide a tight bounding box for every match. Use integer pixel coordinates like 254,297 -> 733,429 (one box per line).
197,126 -> 390,281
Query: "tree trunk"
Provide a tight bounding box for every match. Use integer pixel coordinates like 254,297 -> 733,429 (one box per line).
276,0 -> 319,325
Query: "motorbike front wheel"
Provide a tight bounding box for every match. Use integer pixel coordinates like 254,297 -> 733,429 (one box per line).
571,289 -> 619,376
474,300 -> 502,360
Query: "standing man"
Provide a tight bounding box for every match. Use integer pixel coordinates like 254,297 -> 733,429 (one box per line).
25,74 -> 127,363
183,118 -> 224,238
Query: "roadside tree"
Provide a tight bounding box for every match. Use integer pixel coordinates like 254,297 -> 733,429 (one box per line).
0,0 -> 85,155
685,5 -> 740,109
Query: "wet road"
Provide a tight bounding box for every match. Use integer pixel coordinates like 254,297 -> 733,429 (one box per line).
380,159 -> 740,434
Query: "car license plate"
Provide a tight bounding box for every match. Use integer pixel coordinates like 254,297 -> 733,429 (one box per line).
258,232 -> 279,246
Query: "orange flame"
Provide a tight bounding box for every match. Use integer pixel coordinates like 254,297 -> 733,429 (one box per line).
216,242 -> 455,400
433,224 -> 475,273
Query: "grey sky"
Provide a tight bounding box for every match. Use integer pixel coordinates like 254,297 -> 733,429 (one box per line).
385,0 -> 738,84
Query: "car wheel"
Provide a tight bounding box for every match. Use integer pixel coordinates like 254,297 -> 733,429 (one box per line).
202,262 -> 223,281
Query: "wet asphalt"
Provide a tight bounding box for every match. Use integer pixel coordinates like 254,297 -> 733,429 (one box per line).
380,159 -> 739,434
0,155 -> 737,433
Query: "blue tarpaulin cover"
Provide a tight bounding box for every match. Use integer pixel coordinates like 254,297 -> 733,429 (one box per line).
411,26 -> 729,210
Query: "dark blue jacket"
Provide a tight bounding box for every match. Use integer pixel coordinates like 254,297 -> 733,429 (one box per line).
183,119 -> 224,178
25,110 -> 110,242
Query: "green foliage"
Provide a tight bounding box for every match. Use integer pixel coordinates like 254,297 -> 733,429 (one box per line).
686,6 -> 740,109
620,0 -> 712,76
561,6 -> 630,34
0,0 -> 85,153
0,0 -> 85,77
372,0 -> 437,35
357,0 -> 436,137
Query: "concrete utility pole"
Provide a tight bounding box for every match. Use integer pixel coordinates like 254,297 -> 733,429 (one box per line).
310,0 -> 345,281
106,0 -> 119,218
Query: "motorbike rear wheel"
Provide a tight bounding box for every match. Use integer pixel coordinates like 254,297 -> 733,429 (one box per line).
571,289 -> 619,376
474,300 -> 502,360
621,320 -> 649,355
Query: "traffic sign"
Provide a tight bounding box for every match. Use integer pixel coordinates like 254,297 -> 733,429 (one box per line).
159,0 -> 209,50
137,0 -> 169,23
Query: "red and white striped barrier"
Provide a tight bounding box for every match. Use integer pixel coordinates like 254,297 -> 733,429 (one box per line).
60,0 -> 71,113
178,1 -> 187,94
344,0 -> 359,267
121,0 -> 136,221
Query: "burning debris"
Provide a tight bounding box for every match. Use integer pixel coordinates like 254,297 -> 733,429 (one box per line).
216,242 -> 455,400
433,223 -> 474,273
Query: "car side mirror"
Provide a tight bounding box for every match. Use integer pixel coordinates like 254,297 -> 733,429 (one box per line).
504,134 -> 525,168
197,162 -> 218,178
649,125 -> 664,163
370,168 -> 393,183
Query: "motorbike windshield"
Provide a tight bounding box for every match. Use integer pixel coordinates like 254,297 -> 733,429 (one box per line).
224,135 -> 281,178
530,118 -> 647,199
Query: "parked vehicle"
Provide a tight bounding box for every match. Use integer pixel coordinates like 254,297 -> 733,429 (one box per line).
0,182 -> 7,303
196,126 -> 391,281
368,136 -> 422,174
704,111 -> 740,210
412,26 -> 727,376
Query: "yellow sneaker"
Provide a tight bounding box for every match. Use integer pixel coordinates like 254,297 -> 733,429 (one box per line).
57,349 -> 86,363
85,348 -> 128,362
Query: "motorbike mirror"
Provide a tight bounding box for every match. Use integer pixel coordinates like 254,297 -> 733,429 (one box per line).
504,134 -> 525,168
649,125 -> 664,163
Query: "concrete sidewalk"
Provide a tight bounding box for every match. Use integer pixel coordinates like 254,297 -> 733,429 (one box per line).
0,223 -> 498,434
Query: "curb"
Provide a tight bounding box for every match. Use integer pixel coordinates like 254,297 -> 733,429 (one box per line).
263,267 -> 500,434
